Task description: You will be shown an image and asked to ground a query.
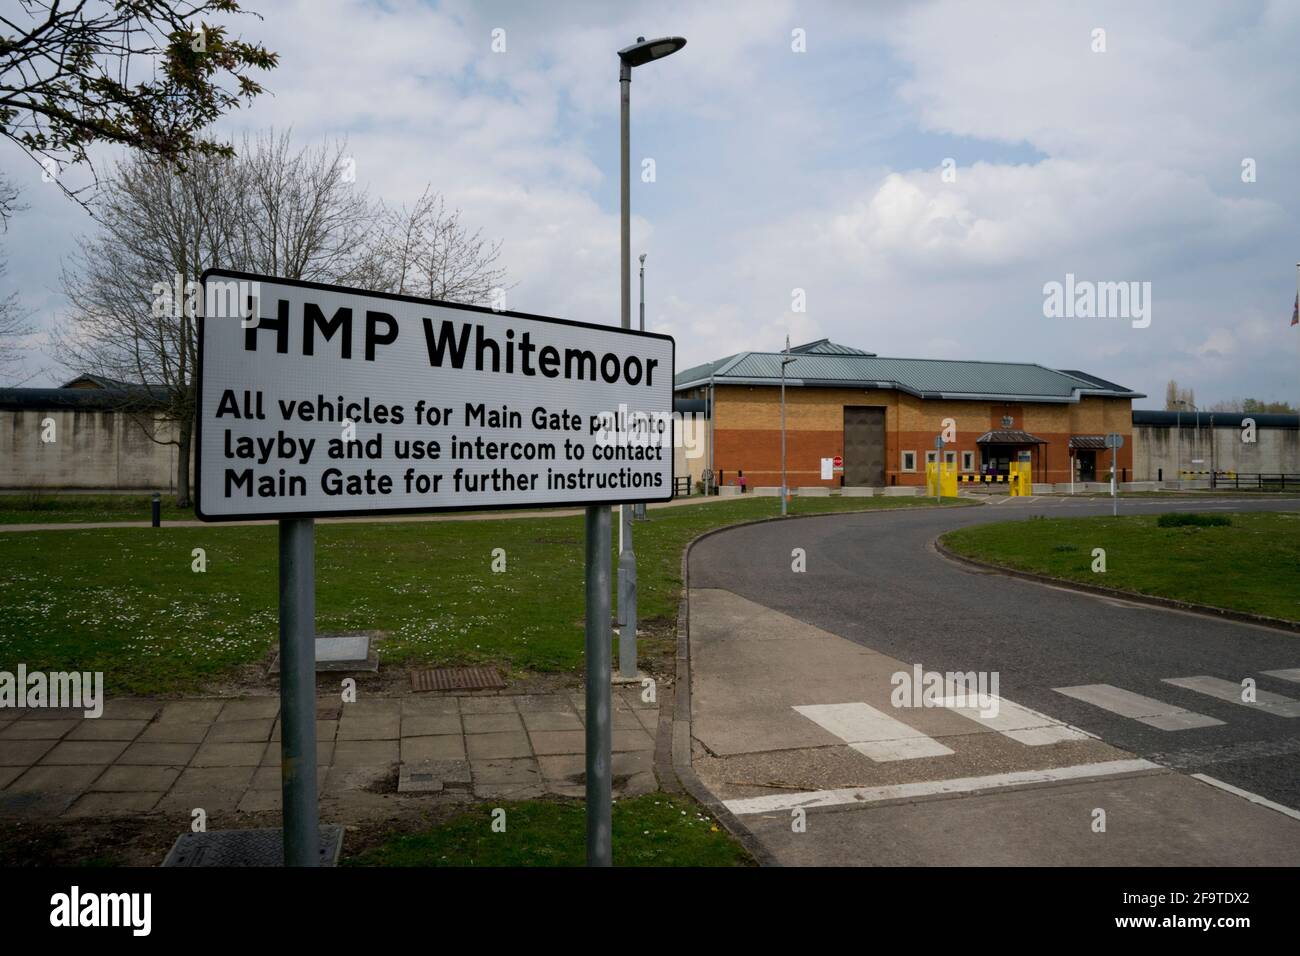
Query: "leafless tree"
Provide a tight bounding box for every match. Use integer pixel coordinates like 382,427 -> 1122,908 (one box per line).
57,132 -> 380,506
368,187 -> 508,305
0,173 -> 32,383
58,132 -> 510,506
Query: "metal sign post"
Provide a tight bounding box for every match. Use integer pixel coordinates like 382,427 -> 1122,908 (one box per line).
278,517 -> 319,866
934,435 -> 944,503
1105,432 -> 1124,516
584,505 -> 613,866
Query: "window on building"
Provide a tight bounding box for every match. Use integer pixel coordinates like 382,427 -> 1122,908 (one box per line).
944,451 -> 957,466
925,450 -> 938,465
961,450 -> 975,472
902,451 -> 917,472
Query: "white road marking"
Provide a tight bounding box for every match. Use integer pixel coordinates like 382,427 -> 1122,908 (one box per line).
1191,774 -> 1300,822
722,759 -> 1162,815
1163,676 -> 1300,717
1263,669 -> 1300,684
938,686 -> 1092,744
792,702 -> 953,762
1054,683 -> 1224,730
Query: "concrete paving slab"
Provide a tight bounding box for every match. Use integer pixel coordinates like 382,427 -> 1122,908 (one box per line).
400,735 -> 465,763
0,765 -> 24,788
138,721 -> 209,743
521,711 -> 583,733
65,791 -> 163,817
466,731 -> 532,760
515,694 -> 577,713
400,714 -> 461,737
39,740 -> 128,765
6,763 -> 105,792
205,718 -> 274,743
160,701 -> 224,723
0,719 -> 76,740
401,697 -> 461,716
529,730 -> 585,756
156,790 -> 244,814
0,738 -> 56,765
613,728 -> 655,752
191,741 -> 266,767
91,765 -> 181,792
332,739 -> 399,767
174,766 -> 256,790
471,757 -> 541,784
116,741 -> 198,766
66,719 -> 149,741
336,714 -> 401,740
462,712 -> 524,734
98,700 -> 161,721
215,698 -> 279,721
458,697 -> 519,714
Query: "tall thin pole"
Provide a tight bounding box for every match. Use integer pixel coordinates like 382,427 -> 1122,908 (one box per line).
584,506 -> 613,866
636,257 -> 647,520
278,518 -> 319,867
780,364 -> 788,516
617,56 -> 637,677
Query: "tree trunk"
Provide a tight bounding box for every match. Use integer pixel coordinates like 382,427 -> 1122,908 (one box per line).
177,417 -> 193,509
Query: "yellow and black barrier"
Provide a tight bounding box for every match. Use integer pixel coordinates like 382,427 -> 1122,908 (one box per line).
959,474 -> 1008,483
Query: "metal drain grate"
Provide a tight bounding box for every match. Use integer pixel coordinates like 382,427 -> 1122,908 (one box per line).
410,665 -> 506,692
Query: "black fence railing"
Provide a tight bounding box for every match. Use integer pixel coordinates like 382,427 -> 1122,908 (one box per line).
673,476 -> 692,497
1178,471 -> 1300,490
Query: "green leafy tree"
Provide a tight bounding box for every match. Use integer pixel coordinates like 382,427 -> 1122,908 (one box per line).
1,1 -> 277,203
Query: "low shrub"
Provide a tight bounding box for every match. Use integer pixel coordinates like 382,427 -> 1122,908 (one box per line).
1157,512 -> 1231,528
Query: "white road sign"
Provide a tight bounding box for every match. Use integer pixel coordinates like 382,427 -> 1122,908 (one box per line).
196,270 -> 675,521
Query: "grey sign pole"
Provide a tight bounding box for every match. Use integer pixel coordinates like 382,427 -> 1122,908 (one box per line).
584,505 -> 613,866
617,506 -> 637,677
935,435 -> 944,504
278,517 -> 319,867
1106,432 -> 1124,517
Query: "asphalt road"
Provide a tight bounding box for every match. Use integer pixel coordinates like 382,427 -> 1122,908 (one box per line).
689,495 -> 1300,815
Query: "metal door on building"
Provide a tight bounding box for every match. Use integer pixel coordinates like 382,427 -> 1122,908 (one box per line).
843,406 -> 885,486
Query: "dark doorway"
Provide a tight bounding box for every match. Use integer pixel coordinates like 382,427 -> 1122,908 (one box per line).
1076,450 -> 1097,482
843,406 -> 885,486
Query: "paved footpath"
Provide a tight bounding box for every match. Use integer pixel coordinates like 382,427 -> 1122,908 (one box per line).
688,495 -> 1300,865
0,688 -> 657,823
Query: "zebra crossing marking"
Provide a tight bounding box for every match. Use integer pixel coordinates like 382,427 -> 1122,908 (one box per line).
1053,684 -> 1224,730
939,688 -> 1092,744
1263,669 -> 1300,684
1163,676 -> 1300,717
792,702 -> 954,762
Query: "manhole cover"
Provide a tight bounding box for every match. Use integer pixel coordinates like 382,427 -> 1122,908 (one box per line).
410,666 -> 506,692
162,826 -> 344,867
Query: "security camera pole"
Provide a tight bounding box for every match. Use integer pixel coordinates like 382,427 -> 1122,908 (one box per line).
616,35 -> 685,684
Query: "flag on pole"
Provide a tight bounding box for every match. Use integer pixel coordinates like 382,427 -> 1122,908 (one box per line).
1292,293 -> 1298,326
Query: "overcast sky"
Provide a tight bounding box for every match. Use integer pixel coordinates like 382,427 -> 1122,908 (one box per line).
4,0 -> 1299,407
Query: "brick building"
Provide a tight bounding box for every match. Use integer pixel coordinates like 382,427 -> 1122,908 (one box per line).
674,340 -> 1143,490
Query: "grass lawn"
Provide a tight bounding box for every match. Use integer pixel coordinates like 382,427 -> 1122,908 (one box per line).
942,511 -> 1300,622
344,794 -> 751,867
0,493 -> 192,525
0,494 -> 968,695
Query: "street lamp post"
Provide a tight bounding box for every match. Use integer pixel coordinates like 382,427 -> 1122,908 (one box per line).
635,253 -> 647,520
615,35 -> 684,682
780,344 -> 797,516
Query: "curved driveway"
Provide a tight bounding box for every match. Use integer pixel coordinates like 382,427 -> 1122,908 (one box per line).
688,495 -> 1300,865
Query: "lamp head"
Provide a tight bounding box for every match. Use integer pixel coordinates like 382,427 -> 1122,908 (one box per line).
618,35 -> 687,67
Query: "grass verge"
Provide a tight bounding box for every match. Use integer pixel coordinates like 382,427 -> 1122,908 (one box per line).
343,794 -> 751,867
0,494 -> 191,525
0,494 -> 969,694
941,511 -> 1300,622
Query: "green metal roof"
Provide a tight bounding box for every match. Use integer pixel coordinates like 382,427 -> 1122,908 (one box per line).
674,341 -> 1142,403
